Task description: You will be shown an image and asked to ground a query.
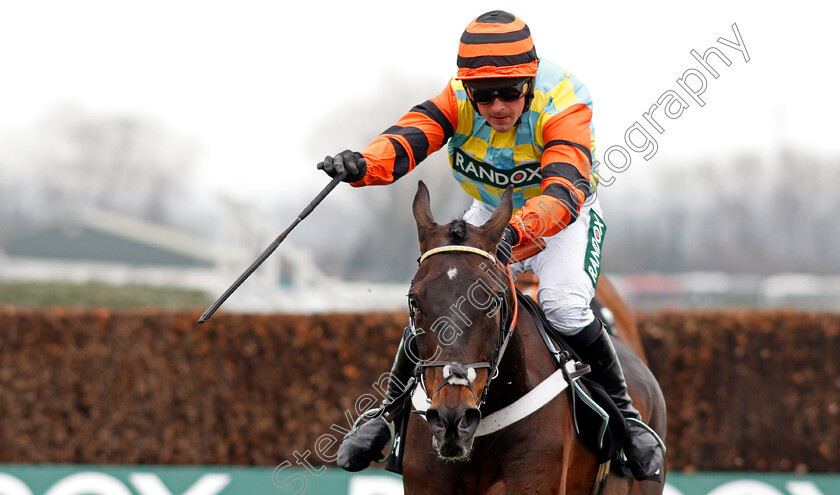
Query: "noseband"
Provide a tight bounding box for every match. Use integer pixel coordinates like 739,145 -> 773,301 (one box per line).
409,245 -> 518,409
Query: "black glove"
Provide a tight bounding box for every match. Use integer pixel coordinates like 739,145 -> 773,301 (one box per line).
496,225 -> 520,265
317,150 -> 367,183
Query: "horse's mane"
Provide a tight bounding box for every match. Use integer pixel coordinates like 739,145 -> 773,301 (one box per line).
447,219 -> 469,244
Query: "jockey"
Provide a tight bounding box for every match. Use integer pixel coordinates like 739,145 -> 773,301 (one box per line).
317,10 -> 663,481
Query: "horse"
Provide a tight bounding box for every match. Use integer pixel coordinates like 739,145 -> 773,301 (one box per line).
399,181 -> 666,495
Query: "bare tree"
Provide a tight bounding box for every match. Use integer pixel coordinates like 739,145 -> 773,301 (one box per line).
600,149 -> 840,276
297,73 -> 840,280
2,106 -> 195,232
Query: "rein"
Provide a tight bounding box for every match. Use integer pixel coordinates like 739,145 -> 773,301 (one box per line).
410,244 -> 519,409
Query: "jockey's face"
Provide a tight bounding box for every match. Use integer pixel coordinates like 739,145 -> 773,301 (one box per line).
465,78 -> 530,133
475,97 -> 526,133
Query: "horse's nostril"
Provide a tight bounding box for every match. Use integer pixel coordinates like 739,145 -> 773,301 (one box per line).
459,408 -> 481,433
426,408 -> 444,432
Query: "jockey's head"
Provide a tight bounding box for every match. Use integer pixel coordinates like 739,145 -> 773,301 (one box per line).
456,11 -> 539,132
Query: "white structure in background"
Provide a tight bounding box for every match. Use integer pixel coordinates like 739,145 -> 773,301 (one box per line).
0,209 -> 218,290
2,204 -> 839,312
212,196 -> 406,313
609,272 -> 840,311
0,202 -> 407,313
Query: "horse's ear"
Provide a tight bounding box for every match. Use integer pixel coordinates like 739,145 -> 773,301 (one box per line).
478,186 -> 514,242
413,180 -> 437,234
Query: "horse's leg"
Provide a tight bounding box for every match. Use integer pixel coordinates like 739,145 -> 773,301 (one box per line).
603,474 -> 634,495
403,416 -> 478,495
491,411 -> 599,495
626,461 -> 667,495
561,442 -> 604,495
491,459 -> 565,494
402,417 -> 437,495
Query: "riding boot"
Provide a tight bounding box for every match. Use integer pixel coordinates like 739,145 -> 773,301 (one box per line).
566,318 -> 663,481
337,327 -> 417,472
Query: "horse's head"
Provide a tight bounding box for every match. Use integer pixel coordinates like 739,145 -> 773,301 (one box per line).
409,180 -> 515,460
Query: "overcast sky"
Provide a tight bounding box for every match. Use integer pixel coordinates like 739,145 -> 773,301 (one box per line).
2,0 -> 837,206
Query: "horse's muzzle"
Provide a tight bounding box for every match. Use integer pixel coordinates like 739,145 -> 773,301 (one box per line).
426,404 -> 482,459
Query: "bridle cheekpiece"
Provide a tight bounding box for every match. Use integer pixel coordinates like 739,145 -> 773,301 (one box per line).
409,244 -> 519,409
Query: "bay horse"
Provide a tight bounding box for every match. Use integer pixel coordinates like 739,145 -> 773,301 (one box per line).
400,181 -> 666,495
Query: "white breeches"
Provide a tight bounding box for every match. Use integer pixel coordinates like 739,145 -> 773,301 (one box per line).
462,197 -> 604,336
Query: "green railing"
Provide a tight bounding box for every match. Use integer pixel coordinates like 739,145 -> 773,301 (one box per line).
0,466 -> 838,494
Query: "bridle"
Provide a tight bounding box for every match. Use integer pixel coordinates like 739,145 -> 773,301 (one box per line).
408,245 -> 519,409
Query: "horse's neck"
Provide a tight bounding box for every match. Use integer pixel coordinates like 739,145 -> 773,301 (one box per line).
482,317 -> 554,413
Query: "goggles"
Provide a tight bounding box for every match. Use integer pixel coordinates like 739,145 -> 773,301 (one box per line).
464,78 -> 531,105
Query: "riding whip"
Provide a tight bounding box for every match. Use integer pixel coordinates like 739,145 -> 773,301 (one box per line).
198,172 -> 346,323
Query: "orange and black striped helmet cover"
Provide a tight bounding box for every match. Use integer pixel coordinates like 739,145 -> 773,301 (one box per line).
457,10 -> 539,80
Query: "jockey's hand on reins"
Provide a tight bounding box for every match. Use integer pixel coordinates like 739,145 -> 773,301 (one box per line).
496,225 -> 520,265
317,150 -> 368,183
